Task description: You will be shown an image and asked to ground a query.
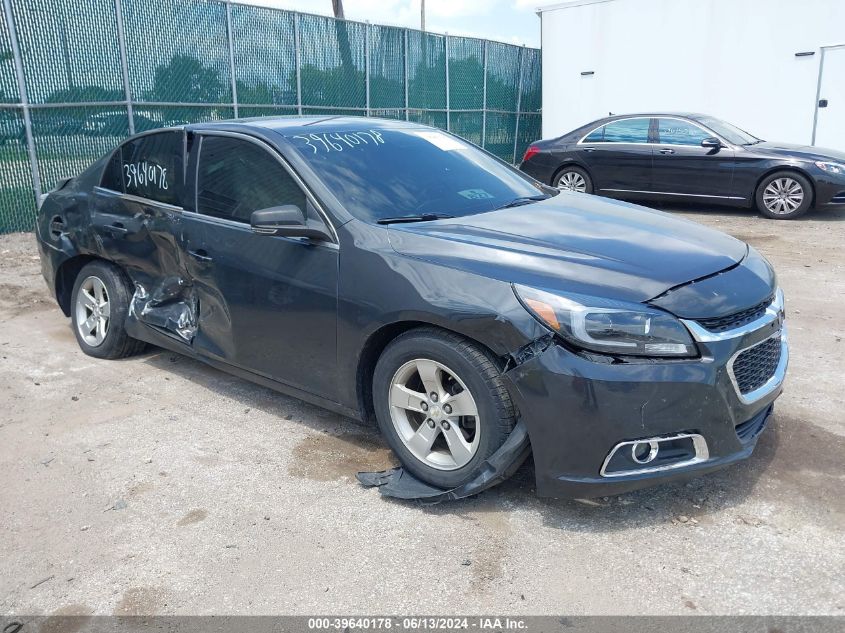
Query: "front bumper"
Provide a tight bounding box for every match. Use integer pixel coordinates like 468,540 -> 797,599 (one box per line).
502,311 -> 787,498
813,171 -> 845,208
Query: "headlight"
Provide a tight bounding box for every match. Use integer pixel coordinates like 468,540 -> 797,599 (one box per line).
815,161 -> 845,175
513,284 -> 697,358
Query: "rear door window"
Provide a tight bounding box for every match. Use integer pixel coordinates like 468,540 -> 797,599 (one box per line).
195,135 -> 307,223
657,119 -> 711,146
599,118 -> 651,143
101,130 -> 185,206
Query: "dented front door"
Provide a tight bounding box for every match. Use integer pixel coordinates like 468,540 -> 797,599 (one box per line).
179,132 -> 340,401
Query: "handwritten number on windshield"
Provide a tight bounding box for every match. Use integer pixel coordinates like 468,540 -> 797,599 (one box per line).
293,130 -> 385,154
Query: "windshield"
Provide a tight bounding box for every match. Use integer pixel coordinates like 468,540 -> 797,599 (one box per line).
286,126 -> 550,223
694,116 -> 760,145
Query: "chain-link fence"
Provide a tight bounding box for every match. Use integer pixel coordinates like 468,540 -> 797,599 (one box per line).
0,0 -> 541,234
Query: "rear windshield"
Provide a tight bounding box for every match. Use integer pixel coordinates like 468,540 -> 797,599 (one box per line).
286,126 -> 548,222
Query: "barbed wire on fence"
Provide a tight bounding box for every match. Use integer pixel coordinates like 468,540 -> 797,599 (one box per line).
0,0 -> 541,233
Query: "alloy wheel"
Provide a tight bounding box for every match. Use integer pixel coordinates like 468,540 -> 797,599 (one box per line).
75,275 -> 110,347
557,170 -> 588,192
388,358 -> 481,471
763,177 -> 804,215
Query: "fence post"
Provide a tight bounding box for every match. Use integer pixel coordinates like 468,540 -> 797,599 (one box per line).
481,40 -> 488,149
403,29 -> 409,121
364,21 -> 370,116
114,0 -> 135,134
294,12 -> 302,115
3,0 -> 42,201
512,45 -> 525,164
444,34 -> 450,131
225,0 -> 238,118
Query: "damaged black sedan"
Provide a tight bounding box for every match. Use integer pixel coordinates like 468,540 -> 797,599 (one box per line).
35,117 -> 787,500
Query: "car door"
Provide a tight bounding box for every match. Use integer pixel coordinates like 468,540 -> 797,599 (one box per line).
651,117 -> 738,198
91,130 -> 196,347
179,132 -> 340,400
575,117 -> 654,193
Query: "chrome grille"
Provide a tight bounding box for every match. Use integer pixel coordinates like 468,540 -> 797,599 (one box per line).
732,336 -> 782,395
697,295 -> 774,333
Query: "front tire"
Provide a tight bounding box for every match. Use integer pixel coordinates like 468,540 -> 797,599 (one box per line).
755,171 -> 812,219
553,165 -> 593,194
71,261 -> 146,359
373,328 -> 516,489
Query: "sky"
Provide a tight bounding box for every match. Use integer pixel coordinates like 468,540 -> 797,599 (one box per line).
235,0 -> 543,48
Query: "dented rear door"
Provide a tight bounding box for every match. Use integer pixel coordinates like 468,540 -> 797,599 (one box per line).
93,130 -> 198,346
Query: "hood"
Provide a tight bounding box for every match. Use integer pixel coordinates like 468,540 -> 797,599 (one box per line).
750,141 -> 845,163
387,193 -> 748,304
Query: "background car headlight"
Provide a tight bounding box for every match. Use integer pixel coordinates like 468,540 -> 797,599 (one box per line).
513,284 -> 697,357
814,161 -> 845,175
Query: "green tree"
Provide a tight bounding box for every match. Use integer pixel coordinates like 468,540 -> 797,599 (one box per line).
149,55 -> 225,103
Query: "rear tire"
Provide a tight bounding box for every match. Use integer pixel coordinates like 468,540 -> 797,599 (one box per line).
70,261 -> 146,359
373,328 -> 516,489
553,165 -> 593,194
755,171 -> 813,219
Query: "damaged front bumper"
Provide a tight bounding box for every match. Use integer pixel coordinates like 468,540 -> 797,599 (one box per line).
502,318 -> 787,498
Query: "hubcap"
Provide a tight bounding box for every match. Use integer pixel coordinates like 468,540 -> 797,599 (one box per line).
388,359 -> 481,471
557,170 -> 587,192
763,177 -> 804,214
75,276 -> 110,347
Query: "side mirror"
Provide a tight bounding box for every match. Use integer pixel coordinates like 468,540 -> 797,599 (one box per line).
250,205 -> 332,241
701,137 -> 722,149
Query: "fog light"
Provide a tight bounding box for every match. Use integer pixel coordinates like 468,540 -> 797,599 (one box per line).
631,440 -> 659,464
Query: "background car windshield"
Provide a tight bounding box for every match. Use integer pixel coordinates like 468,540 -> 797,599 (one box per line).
695,116 -> 759,145
287,127 -> 547,222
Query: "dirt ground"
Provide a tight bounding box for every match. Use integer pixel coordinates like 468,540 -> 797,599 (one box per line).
0,204 -> 843,616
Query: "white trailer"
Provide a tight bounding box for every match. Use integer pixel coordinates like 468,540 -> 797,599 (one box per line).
538,0 -> 845,150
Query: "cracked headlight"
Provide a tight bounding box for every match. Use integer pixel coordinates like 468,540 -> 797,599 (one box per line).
815,161 -> 845,175
514,284 -> 697,358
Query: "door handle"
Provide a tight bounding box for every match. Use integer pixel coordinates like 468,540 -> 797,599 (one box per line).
107,222 -> 129,234
659,148 -> 675,155
188,248 -> 213,263
582,146 -> 596,152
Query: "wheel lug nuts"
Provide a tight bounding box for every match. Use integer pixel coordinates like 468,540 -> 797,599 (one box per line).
441,421 -> 451,430
420,402 -> 428,411
426,419 -> 435,428
430,393 -> 438,402
443,404 -> 452,414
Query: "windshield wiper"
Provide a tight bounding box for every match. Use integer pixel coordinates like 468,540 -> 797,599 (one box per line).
376,213 -> 455,225
743,139 -> 765,146
496,195 -> 549,210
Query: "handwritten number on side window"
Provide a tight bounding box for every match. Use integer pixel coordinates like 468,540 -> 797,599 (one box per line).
123,161 -> 168,191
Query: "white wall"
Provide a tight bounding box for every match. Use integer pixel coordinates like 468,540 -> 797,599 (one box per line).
540,0 -> 845,146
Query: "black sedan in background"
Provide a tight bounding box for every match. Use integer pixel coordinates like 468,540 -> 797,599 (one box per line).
36,117 -> 786,501
520,112 -> 845,219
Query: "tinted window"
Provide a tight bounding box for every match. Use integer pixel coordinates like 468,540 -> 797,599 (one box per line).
100,131 -> 184,206
693,116 -> 759,145
582,125 -> 604,142
657,119 -> 710,145
196,136 -> 306,223
601,118 -> 651,143
287,126 -> 548,223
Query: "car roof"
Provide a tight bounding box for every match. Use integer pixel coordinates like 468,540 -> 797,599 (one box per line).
183,115 -> 430,136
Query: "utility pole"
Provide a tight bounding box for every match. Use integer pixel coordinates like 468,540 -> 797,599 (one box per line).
421,0 -> 425,31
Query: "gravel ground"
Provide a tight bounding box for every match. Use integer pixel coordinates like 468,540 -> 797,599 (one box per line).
0,204 -> 843,616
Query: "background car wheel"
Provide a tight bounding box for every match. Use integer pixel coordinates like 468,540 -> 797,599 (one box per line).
71,261 -> 146,360
553,166 -> 593,194
755,171 -> 813,219
373,328 -> 516,489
